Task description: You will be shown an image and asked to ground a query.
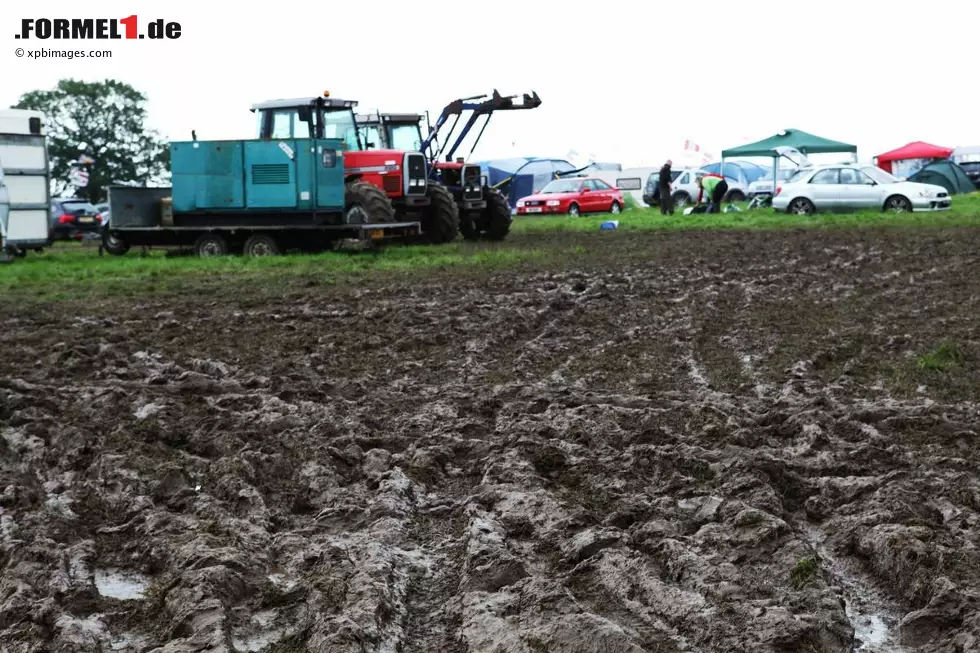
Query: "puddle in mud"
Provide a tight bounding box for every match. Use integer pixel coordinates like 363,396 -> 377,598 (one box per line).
805,527 -> 910,653
94,568 -> 151,600
853,614 -> 890,650
109,632 -> 152,651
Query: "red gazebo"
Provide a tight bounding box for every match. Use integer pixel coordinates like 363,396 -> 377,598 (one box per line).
875,141 -> 953,173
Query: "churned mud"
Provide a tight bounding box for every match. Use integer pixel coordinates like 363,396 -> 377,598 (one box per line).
2,227 -> 979,653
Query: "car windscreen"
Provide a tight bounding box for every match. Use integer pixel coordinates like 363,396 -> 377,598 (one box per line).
60,201 -> 98,215
786,169 -> 810,184
539,179 -> 581,194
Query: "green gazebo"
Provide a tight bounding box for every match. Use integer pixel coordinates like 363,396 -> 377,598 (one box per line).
721,129 -> 858,187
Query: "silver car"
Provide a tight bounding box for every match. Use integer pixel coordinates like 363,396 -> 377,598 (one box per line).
772,163 -> 951,214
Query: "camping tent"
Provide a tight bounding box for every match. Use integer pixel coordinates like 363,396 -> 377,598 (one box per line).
721,129 -> 857,197
906,160 -> 977,195
477,157 -> 577,208
699,161 -> 769,185
874,141 -> 953,177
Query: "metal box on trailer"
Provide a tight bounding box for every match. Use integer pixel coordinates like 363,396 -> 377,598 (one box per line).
107,186 -> 173,228
169,138 -> 346,215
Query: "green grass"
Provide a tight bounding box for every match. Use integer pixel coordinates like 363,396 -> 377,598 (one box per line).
917,341 -> 966,372
790,556 -> 819,589
5,191 -> 980,301
1,239 -> 588,300
514,191 -> 980,233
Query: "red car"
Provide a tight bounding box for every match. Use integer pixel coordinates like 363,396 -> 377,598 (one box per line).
516,177 -> 624,217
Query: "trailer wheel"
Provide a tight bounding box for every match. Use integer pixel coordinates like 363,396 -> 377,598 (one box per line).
194,233 -> 229,257
102,230 -> 130,256
345,180 -> 395,225
243,233 -> 281,256
421,183 -> 459,244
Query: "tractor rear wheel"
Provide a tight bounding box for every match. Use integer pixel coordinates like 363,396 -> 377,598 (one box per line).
345,180 -> 395,224
421,183 -> 459,244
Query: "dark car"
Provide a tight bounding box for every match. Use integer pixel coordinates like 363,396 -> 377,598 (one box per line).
642,169 -> 683,206
50,198 -> 104,241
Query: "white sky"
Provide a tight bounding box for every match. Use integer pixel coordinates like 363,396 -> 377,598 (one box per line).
3,0 -> 978,168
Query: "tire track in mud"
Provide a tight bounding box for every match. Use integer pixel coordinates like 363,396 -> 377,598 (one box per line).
2,228 -> 980,652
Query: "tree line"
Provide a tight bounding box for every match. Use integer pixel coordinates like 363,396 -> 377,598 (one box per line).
13,78 -> 169,203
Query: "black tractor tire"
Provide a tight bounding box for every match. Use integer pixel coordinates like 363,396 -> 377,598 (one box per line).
421,183 -> 459,244
102,230 -> 130,256
481,187 -> 512,241
345,180 -> 395,225
460,211 -> 480,241
194,233 -> 229,257
462,187 -> 511,242
243,233 -> 281,256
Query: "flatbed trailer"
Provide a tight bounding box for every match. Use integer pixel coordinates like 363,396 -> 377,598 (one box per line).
104,221 -> 422,255
102,135 -> 423,257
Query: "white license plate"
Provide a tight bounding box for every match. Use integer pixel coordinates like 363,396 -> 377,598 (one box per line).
525,207 -> 542,213
80,217 -> 94,223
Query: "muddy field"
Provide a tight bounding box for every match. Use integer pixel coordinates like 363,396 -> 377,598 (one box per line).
1,227 -> 979,653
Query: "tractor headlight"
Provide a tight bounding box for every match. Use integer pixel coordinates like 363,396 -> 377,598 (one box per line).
546,200 -> 560,206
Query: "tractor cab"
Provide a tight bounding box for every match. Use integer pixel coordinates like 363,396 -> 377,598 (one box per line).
358,113 -> 427,155
252,93 -> 362,151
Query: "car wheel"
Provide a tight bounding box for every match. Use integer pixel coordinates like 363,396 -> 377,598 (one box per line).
788,198 -> 816,215
884,195 -> 912,213
726,190 -> 745,203
671,192 -> 690,208
568,203 -> 580,217
610,201 -> 622,215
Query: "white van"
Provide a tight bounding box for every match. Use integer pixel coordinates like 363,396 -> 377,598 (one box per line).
589,167 -> 661,208
0,109 -> 52,256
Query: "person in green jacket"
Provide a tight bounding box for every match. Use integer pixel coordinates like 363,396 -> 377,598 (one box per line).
695,173 -> 729,213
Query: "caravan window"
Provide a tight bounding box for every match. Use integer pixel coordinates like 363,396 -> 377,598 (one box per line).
616,177 -> 642,191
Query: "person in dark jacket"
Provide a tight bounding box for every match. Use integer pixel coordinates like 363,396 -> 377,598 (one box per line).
658,159 -> 674,215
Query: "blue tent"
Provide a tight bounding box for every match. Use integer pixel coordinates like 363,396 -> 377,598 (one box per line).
477,157 -> 577,208
699,160 -> 769,184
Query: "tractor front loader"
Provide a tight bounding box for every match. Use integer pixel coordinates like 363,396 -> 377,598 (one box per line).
360,90 -> 542,242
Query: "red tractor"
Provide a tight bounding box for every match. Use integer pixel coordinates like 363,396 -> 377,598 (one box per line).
252,92 -> 458,244
355,90 -> 542,241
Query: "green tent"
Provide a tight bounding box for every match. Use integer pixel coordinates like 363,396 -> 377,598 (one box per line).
722,129 -> 857,158
907,160 -> 977,195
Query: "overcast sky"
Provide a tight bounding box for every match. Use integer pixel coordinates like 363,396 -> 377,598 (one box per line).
3,0 -> 977,168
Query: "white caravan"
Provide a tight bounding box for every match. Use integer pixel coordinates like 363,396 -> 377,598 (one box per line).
0,109 -> 51,257
588,167 -> 661,207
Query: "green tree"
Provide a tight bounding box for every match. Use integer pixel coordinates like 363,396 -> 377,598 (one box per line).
13,78 -> 170,202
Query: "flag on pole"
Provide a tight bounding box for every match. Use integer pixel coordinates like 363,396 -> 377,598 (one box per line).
69,168 -> 89,187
